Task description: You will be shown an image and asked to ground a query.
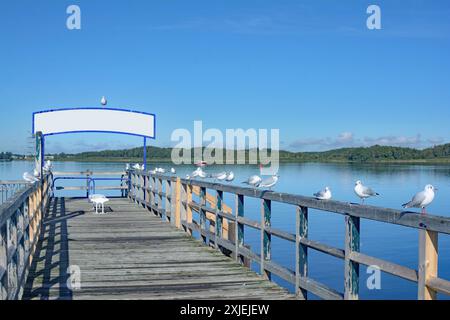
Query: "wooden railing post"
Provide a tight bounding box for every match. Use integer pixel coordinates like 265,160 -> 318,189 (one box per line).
235,194 -> 244,264
186,184 -> 193,235
296,206 -> 308,299
157,178 -> 163,219
261,199 -> 271,279
344,215 -> 360,300
149,175 -> 155,213
174,178 -> 181,229
0,225 -> 7,299
165,180 -> 171,222
199,187 -> 207,244
418,230 -> 438,300
215,190 -> 223,249
6,213 -> 18,299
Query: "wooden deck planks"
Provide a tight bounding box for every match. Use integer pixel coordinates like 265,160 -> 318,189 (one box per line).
22,197 -> 293,300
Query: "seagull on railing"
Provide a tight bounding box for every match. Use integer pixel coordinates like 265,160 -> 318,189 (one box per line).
191,167 -> 207,179
133,163 -> 144,171
243,175 -> 262,187
43,160 -> 53,173
225,171 -> 235,182
354,180 -> 379,204
23,172 -> 39,183
211,171 -> 227,182
257,175 -> 279,190
402,184 -> 437,215
314,187 -> 332,200
171,168 -> 176,174
125,163 -> 130,170
101,96 -> 107,106
156,168 -> 166,174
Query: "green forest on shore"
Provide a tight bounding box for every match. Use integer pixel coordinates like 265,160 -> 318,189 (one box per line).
3,143 -> 450,164
40,143 -> 450,164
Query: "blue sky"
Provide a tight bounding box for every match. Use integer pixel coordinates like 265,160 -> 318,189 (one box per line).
0,0 -> 449,153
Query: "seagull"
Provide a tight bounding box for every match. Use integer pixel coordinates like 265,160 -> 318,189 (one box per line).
225,171 -> 235,182
33,168 -> 40,177
211,171 -> 227,181
402,185 -> 437,215
23,172 -> 39,183
156,168 -> 166,174
43,160 -> 53,172
171,168 -> 176,174
243,175 -> 262,187
257,175 -> 279,190
186,174 -> 191,180
191,167 -> 207,178
133,163 -> 144,171
314,187 -> 332,200
125,163 -> 131,170
101,96 -> 107,106
354,180 -> 379,204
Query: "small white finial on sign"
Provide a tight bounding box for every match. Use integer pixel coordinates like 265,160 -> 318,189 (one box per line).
101,96 -> 107,106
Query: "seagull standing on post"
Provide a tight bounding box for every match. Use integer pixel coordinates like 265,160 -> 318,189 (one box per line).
354,180 -> 379,204
101,96 -> 107,106
257,175 -> 279,190
225,171 -> 235,182
243,175 -> 262,187
314,187 -> 332,200
402,185 -> 437,215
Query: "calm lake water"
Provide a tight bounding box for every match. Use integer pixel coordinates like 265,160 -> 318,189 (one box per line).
1,161 -> 449,300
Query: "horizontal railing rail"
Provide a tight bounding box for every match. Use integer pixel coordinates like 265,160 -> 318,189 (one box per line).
51,171 -> 128,197
0,181 -> 29,206
127,169 -> 450,300
0,174 -> 52,300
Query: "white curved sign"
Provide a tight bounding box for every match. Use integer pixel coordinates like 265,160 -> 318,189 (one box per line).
33,108 -> 155,138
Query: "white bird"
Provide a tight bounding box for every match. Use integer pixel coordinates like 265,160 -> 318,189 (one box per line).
243,175 -> 262,187
33,168 -> 40,177
186,174 -> 191,180
43,160 -> 53,172
171,168 -> 176,174
403,185 -> 437,215
191,167 -> 207,178
225,171 -> 235,182
125,163 -> 130,170
211,171 -> 227,181
133,163 -> 144,170
314,187 -> 332,200
101,96 -> 107,106
156,168 -> 166,174
354,180 -> 379,204
23,172 -> 39,183
257,175 -> 279,190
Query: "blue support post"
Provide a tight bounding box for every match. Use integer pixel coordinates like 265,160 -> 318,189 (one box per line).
143,137 -> 147,171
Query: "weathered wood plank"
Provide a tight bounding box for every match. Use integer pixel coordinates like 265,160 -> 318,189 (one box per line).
23,197 -> 292,300
344,215 -> 360,300
418,230 -> 438,300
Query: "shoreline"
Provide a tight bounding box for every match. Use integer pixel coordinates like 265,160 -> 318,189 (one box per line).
6,158 -> 450,165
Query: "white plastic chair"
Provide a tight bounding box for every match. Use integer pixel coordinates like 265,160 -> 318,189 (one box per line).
89,194 -> 109,214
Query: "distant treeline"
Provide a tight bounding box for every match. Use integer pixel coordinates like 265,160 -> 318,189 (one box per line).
46,143 -> 450,163
0,152 -> 13,161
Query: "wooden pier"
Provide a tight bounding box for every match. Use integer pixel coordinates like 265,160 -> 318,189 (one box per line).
1,171 -> 450,300
22,197 -> 292,300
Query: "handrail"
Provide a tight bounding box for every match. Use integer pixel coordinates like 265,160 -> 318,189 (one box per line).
51,172 -> 129,197
127,169 -> 450,300
0,174 -> 52,300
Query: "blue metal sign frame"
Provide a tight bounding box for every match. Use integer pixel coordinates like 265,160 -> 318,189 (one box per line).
32,107 -> 156,170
